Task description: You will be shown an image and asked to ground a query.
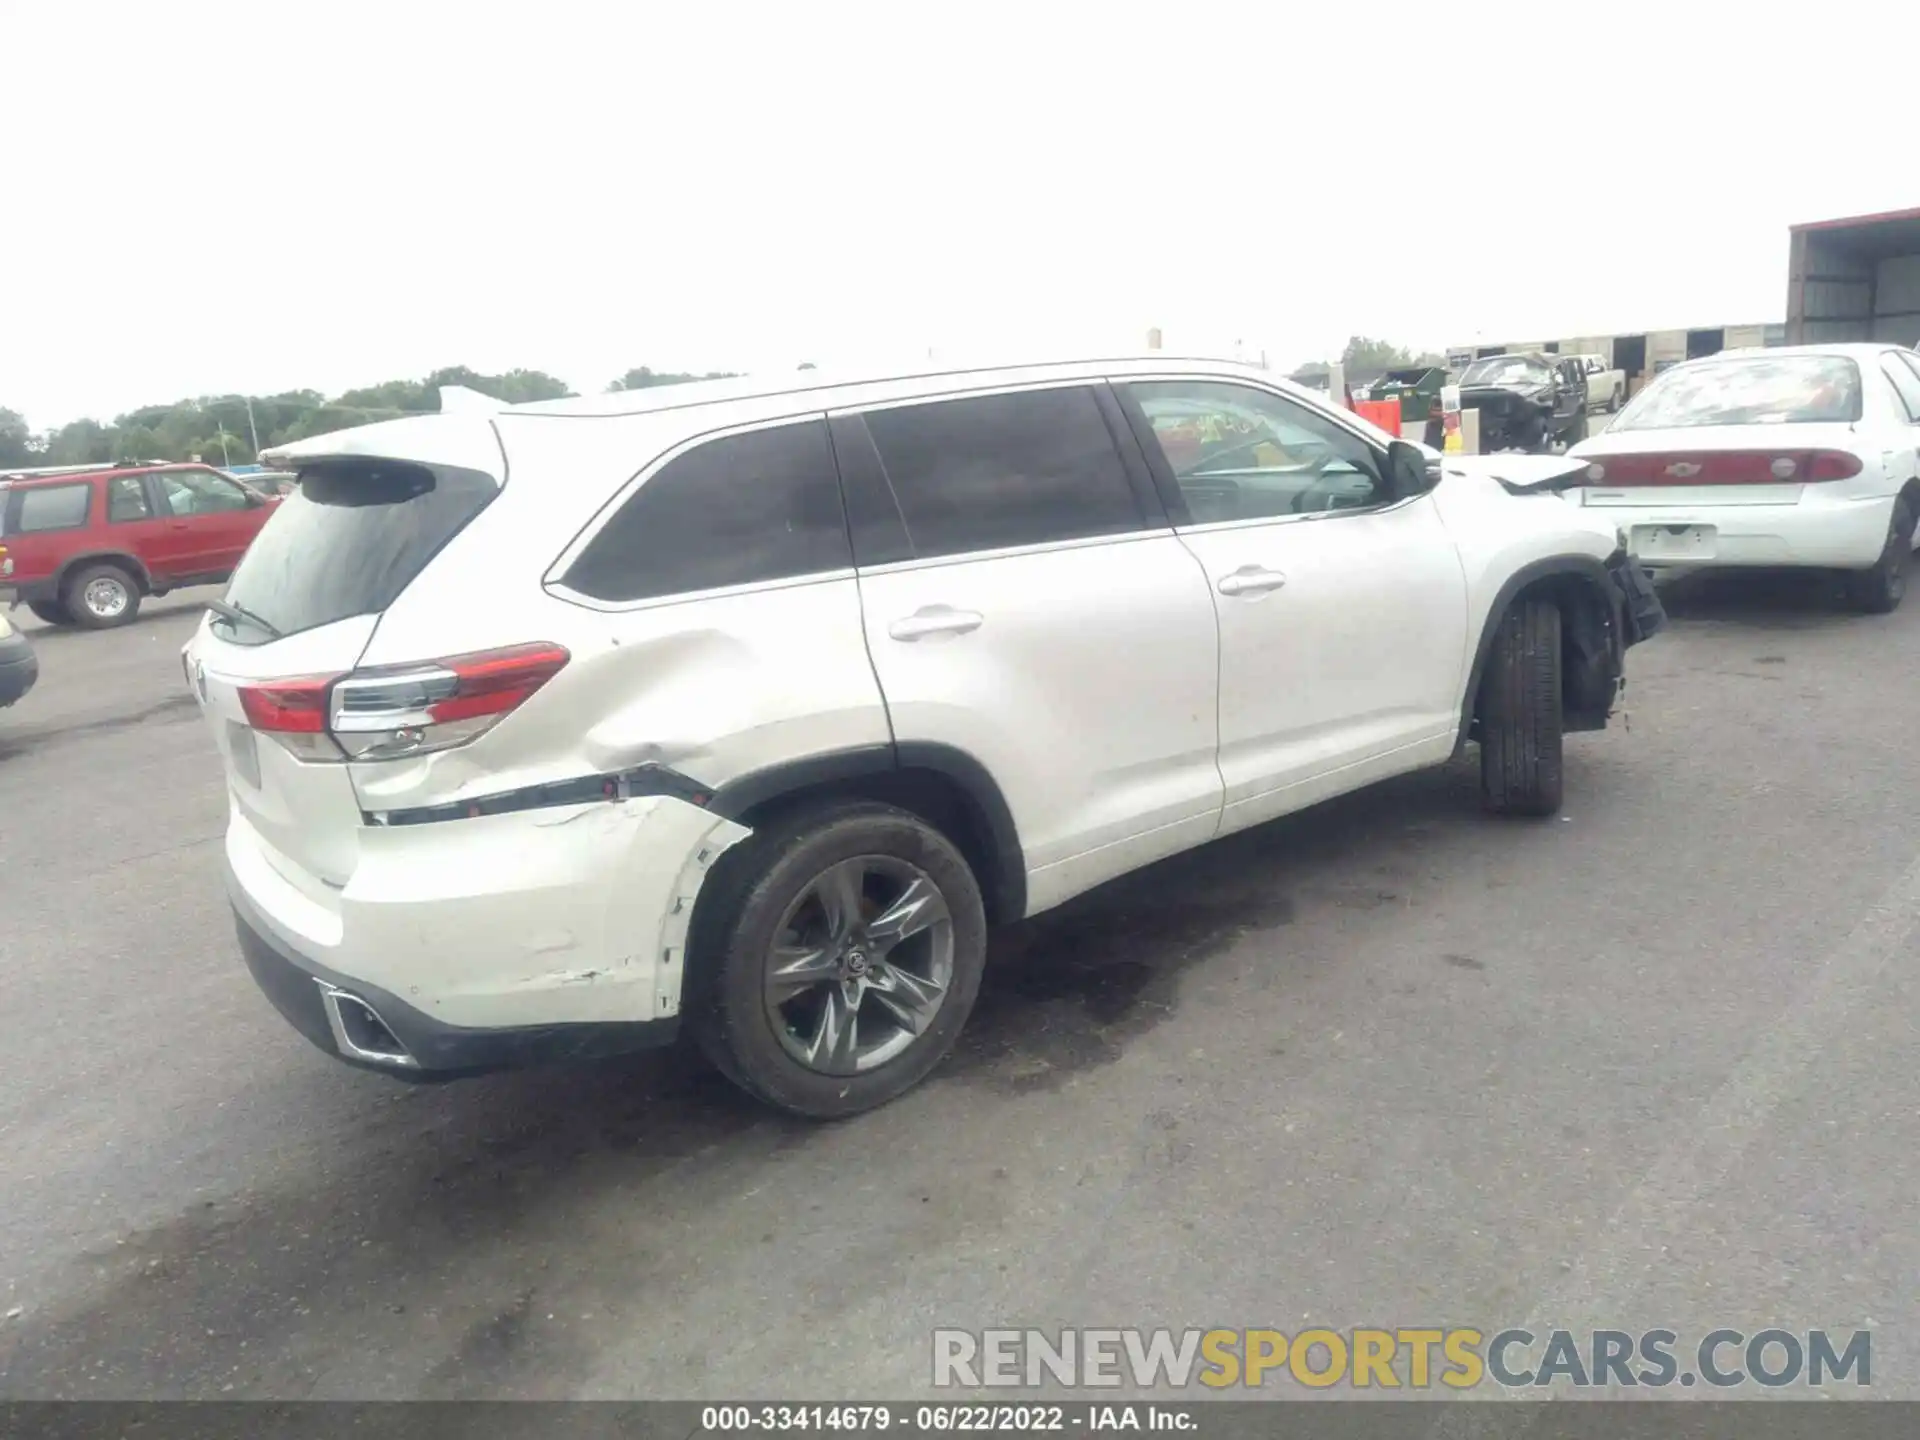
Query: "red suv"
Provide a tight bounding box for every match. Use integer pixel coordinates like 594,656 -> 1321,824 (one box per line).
0,464 -> 280,628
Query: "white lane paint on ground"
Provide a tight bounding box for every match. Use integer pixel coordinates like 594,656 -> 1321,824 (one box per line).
1425,841 -> 1920,1433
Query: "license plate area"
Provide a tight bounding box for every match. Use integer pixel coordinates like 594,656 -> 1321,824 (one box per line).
1630,523 -> 1716,562
225,720 -> 262,790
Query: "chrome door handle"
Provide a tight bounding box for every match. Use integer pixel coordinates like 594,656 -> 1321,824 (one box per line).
888,607 -> 984,641
1216,567 -> 1287,597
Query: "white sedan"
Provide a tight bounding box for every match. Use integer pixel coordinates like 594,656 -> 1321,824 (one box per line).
1568,343 -> 1920,612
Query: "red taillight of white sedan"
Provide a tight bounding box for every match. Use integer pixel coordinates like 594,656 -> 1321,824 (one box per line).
1582,450 -> 1864,486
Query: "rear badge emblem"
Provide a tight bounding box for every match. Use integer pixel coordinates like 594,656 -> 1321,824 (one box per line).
1665,461 -> 1702,478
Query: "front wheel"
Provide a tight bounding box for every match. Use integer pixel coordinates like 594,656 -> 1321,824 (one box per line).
1845,496 -> 1915,615
690,800 -> 988,1118
1608,388 -> 1622,413
1479,598 -> 1564,817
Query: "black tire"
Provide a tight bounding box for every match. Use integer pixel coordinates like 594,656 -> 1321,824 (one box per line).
62,563 -> 142,630
1563,413 -> 1588,447
1607,387 -> 1622,413
689,800 -> 988,1119
26,599 -> 70,626
1845,496 -> 1915,615
1479,598 -> 1564,817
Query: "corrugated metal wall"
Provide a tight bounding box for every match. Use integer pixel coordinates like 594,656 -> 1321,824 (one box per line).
1792,232 -> 1876,342
1874,254 -> 1920,344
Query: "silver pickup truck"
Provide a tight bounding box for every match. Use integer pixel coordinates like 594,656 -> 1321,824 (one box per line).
1572,352 -> 1628,413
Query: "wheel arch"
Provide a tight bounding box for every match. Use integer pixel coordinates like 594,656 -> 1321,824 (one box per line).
53,550 -> 152,597
1454,554 -> 1618,758
703,742 -> 1028,926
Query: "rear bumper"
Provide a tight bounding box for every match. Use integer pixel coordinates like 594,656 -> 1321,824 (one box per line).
229,862 -> 682,1079
1593,493 -> 1896,570
222,789 -> 752,1078
0,634 -> 38,708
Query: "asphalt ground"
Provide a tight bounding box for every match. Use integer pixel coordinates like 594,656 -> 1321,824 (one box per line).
1,550 -> 1917,1402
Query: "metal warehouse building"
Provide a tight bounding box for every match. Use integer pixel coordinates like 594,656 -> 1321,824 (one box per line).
1445,206 -> 1920,401
1787,205 -> 1920,346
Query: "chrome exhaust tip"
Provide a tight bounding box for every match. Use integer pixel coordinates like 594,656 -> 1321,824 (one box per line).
316,982 -> 419,1069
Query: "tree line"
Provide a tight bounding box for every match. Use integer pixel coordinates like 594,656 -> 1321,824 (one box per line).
0,364 -> 741,471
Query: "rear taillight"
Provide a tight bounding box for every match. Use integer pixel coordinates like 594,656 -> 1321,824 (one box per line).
237,643 -> 569,762
1582,450 -> 1863,486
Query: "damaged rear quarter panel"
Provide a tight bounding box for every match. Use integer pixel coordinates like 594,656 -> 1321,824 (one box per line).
343,797 -> 750,1028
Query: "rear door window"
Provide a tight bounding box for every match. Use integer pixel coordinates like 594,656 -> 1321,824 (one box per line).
10,482 -> 93,534
561,419 -> 852,604
219,460 -> 499,644
858,385 -> 1144,560
107,475 -> 154,523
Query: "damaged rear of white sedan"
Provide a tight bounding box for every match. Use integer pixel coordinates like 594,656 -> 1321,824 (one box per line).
185,357 -> 1663,1118
1569,344 -> 1920,612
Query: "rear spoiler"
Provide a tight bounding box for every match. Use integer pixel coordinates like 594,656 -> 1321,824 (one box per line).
259,408 -> 507,485
1441,454 -> 1591,495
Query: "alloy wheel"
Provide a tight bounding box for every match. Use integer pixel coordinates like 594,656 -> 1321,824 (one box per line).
762,855 -> 955,1076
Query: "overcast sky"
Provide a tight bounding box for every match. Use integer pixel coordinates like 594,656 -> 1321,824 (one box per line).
2,0 -> 1911,429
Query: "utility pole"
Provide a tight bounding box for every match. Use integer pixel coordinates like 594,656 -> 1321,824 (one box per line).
243,396 -> 260,456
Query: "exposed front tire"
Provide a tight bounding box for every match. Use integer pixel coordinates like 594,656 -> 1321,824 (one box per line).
63,563 -> 142,629
689,800 -> 988,1119
1479,598 -> 1564,817
1845,497 -> 1914,615
26,599 -> 71,626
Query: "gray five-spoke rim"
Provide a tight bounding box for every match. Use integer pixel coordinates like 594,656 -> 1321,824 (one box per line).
84,576 -> 129,618
764,855 -> 955,1076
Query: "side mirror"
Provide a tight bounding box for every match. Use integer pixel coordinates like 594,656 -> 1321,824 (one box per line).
1386,440 -> 1436,500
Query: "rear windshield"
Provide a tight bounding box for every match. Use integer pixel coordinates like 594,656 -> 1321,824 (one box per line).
1615,355 -> 1863,430
218,460 -> 497,645
1460,356 -> 1549,388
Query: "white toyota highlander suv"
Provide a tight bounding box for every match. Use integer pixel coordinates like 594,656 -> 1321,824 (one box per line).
185,357 -> 1664,1117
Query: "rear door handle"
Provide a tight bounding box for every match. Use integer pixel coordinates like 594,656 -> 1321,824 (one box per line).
1216,567 -> 1288,597
888,606 -> 984,641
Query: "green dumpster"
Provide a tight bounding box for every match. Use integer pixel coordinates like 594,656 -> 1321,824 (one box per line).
1370,366 -> 1449,427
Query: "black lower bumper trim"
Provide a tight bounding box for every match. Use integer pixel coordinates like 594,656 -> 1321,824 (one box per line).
227,865 -> 678,1081
0,648 -> 37,708
1607,547 -> 1668,645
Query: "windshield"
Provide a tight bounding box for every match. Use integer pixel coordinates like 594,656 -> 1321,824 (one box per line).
218,460 -> 498,645
1460,356 -> 1550,388
1614,355 -> 1863,430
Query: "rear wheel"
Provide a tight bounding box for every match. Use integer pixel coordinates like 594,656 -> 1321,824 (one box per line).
1607,387 -> 1622,413
63,563 -> 142,629
26,599 -> 70,626
690,800 -> 988,1119
1479,598 -> 1564,817
1845,496 -> 1915,615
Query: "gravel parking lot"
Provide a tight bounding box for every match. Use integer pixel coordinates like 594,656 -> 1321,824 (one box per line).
3,564 -> 1919,1400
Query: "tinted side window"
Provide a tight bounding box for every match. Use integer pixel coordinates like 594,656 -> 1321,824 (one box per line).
860,386 -> 1143,560
107,475 -> 154,523
15,483 -> 93,533
1881,354 -> 1920,422
1123,380 -> 1387,524
564,419 -> 851,603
